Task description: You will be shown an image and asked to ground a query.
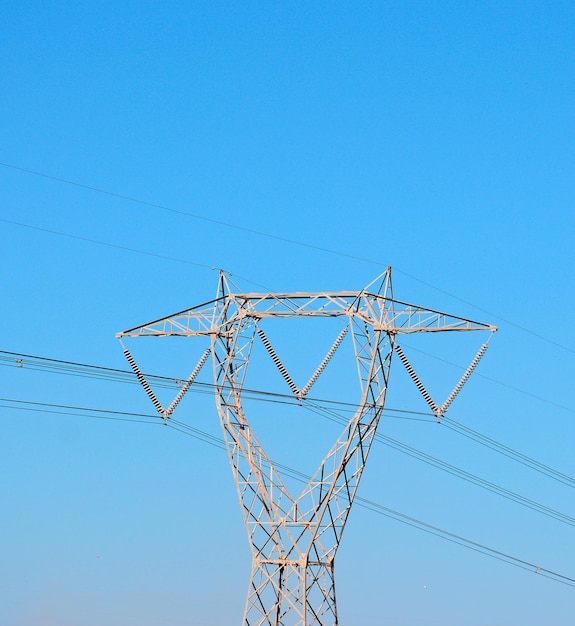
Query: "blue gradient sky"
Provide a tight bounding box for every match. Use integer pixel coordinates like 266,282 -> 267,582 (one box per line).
1,2 -> 574,625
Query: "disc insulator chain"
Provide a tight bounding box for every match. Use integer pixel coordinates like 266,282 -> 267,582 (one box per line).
165,348 -> 211,417
257,327 -> 299,396
394,344 -> 441,416
300,326 -> 348,398
122,346 -> 210,421
395,341 -> 491,421
438,342 -> 489,415
123,347 -> 165,416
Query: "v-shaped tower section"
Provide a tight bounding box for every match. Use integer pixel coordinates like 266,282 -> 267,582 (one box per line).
117,268 -> 496,625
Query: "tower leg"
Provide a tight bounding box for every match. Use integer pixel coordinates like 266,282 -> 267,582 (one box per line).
212,317 -> 394,625
244,559 -> 337,626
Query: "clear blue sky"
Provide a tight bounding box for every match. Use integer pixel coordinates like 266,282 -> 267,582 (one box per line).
1,2 -> 574,625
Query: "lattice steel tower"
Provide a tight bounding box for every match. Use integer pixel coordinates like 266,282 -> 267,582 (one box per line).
117,269 -> 496,625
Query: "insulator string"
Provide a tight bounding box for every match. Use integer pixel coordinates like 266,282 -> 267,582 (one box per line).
394,343 -> 440,415
440,342 -> 489,414
301,326 -> 349,398
257,327 -> 300,396
165,349 -> 211,417
123,347 -> 165,416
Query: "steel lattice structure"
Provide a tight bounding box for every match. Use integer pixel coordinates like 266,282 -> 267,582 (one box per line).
117,269 -> 496,625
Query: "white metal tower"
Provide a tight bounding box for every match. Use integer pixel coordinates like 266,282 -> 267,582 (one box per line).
117,269 -> 496,625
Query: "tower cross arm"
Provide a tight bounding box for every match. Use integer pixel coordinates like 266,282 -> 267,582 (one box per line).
115,292 -> 359,338
115,292 -> 498,338
115,298 -> 227,338
376,300 -> 498,335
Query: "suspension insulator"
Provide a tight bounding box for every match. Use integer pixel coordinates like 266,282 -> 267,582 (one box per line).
257,328 -> 299,396
439,342 -> 489,415
301,326 -> 348,398
165,349 -> 210,417
394,343 -> 440,415
123,347 -> 165,417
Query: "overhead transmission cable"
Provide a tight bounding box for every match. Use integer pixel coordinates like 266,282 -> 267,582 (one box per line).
440,415 -> 575,489
2,348 -> 575,494
163,417 -> 575,589
0,396 -> 572,589
0,162 -> 380,266
301,399 -> 575,526
0,217 -> 215,272
0,397 -> 158,425
0,348 -> 435,415
1,160 -> 574,356
3,386 -> 575,531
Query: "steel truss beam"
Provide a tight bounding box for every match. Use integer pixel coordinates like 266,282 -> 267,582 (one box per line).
118,269 -> 496,625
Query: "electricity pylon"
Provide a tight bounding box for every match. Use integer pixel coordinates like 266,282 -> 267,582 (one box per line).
117,268 -> 496,625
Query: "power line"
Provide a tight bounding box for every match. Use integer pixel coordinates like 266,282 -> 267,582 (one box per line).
0,348 -> 433,416
354,497 -> 575,589
0,162 -> 383,266
2,348 -> 574,493
3,397 -> 574,588
0,217 -> 271,291
163,418 -> 575,589
4,341 -> 574,419
0,217 -> 214,270
0,397 -> 159,425
2,160 -> 574,356
303,400 -> 575,527
3,381 -> 575,532
441,415 -> 575,488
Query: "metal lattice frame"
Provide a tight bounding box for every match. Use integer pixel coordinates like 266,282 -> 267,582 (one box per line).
117,268 -> 496,625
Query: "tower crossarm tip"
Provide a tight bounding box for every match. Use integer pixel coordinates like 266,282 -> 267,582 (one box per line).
381,300 -> 497,335
116,299 -> 225,338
